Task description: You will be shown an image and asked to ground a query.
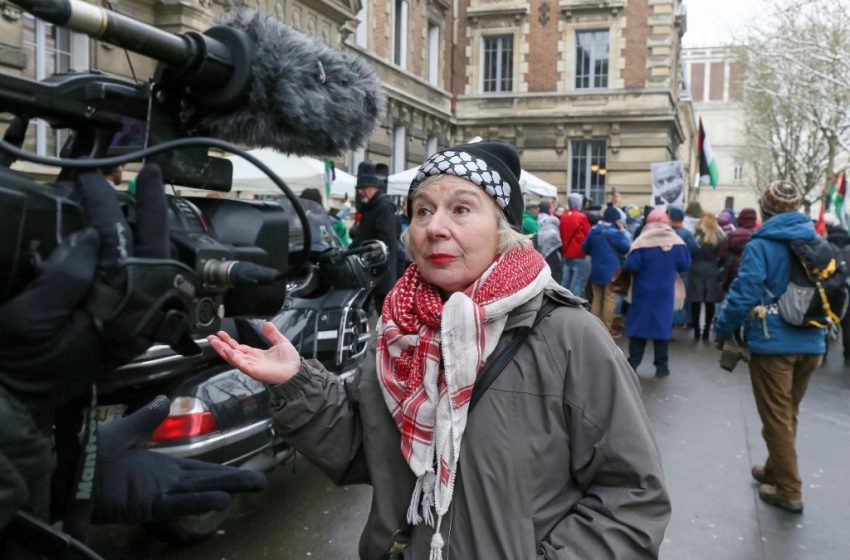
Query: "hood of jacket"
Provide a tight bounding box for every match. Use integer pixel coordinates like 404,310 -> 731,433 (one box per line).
752,211 -> 815,242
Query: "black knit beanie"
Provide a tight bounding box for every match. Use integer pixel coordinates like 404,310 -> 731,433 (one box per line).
407,140 -> 524,230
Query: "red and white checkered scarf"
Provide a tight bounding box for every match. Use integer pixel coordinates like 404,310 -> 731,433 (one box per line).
376,244 -> 550,556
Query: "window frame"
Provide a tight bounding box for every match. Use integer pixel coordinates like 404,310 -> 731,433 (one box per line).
569,140 -> 607,205
354,2 -> 368,48
22,14 -> 89,156
427,22 -> 440,85
393,0 -> 408,69
391,126 -> 407,174
574,29 -> 610,90
481,34 -> 514,94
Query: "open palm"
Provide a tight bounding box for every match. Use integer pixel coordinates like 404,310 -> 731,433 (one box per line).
207,322 -> 301,385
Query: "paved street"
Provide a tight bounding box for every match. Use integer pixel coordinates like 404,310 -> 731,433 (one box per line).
89,332 -> 850,559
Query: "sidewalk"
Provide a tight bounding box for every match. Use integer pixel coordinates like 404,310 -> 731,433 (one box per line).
623,331 -> 850,559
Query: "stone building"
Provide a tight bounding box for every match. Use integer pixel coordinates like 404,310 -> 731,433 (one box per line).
0,0 -> 695,205
682,45 -> 758,213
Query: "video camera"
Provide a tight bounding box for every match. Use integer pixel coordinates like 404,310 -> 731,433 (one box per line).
0,0 -> 383,341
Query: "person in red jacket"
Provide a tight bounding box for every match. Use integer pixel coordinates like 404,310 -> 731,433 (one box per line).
560,193 -> 591,297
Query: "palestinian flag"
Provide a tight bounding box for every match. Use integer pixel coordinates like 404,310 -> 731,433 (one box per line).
825,171 -> 847,227
816,172 -> 847,233
697,118 -> 719,188
324,159 -> 335,197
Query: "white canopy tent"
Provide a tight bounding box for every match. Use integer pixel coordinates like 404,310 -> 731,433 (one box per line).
519,170 -> 558,198
387,166 -> 559,199
226,148 -> 357,198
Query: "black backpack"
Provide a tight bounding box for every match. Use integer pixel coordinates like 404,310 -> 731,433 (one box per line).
771,237 -> 850,331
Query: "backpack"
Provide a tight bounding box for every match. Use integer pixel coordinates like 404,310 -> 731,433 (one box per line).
770,237 -> 850,331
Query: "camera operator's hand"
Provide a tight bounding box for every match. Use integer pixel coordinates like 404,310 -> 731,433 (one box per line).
92,396 -> 267,524
77,164 -> 197,360
208,322 -> 302,385
0,165 -> 194,407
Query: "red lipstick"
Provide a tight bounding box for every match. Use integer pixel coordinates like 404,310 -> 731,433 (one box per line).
427,253 -> 456,265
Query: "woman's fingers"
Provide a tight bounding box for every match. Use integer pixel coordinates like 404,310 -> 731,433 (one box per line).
261,322 -> 289,346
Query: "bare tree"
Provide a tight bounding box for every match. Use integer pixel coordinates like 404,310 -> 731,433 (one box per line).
740,0 -> 850,212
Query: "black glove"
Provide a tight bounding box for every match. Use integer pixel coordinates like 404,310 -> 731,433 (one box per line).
92,396 -> 267,524
0,165 -> 196,409
77,164 -> 198,360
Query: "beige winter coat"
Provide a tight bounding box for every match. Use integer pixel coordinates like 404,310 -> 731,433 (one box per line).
269,290 -> 670,559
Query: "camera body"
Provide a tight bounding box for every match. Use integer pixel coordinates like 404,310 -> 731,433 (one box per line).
0,70 -> 297,337
0,165 -> 290,336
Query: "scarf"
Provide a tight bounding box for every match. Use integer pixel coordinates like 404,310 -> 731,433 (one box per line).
629,222 -> 686,253
376,244 -> 551,559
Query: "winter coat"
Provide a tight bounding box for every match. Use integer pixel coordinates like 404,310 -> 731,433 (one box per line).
623,245 -> 691,340
559,209 -> 590,259
715,212 -> 826,355
582,223 -> 631,286
673,225 -> 699,254
522,210 -> 540,235
826,224 -> 850,249
352,192 -> 399,298
537,216 -> 562,259
687,237 -> 725,303
537,216 -> 564,283
718,227 -> 755,291
268,290 -> 670,560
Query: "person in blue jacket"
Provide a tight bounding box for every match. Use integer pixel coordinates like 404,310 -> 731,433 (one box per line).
714,180 -> 825,514
623,209 -> 691,376
582,206 -> 630,337
668,205 -> 699,328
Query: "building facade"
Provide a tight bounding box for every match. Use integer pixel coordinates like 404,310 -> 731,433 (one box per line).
1,0 -> 694,206
682,45 -> 758,213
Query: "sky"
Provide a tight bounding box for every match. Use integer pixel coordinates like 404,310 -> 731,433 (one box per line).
682,0 -> 771,47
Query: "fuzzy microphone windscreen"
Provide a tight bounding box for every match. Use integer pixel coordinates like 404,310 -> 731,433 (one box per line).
197,9 -> 385,157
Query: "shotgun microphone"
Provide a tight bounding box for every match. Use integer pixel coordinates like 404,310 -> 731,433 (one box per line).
10,0 -> 384,156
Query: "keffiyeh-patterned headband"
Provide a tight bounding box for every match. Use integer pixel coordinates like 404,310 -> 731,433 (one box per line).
407,140 -> 524,229
414,150 -> 512,210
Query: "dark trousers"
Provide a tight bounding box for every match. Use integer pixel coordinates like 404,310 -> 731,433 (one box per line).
690,302 -> 716,335
628,337 -> 669,371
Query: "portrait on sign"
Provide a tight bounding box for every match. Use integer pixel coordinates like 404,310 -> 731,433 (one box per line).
651,161 -> 685,207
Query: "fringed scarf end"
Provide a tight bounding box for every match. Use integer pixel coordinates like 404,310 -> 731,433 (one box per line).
429,516 -> 445,560
406,474 -> 424,525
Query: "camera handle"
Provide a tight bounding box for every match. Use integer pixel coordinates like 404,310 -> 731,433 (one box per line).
0,135 -> 312,275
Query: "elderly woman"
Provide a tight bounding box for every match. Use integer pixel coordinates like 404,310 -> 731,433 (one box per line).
208,141 -> 670,559
624,209 -> 692,376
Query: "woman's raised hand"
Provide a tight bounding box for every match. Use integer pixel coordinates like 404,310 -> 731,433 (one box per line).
208,322 -> 302,385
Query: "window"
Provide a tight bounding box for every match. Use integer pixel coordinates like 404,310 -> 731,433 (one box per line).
426,136 -> 439,157
734,163 -> 744,183
354,3 -> 368,47
482,35 -> 513,93
393,0 -> 408,68
391,126 -> 407,173
22,14 -> 89,156
575,30 -> 609,89
427,23 -> 440,85
570,140 -> 607,204
348,146 -> 366,173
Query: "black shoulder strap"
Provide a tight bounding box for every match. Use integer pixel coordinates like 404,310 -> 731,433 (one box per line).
469,297 -> 561,411
387,296 -> 563,555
